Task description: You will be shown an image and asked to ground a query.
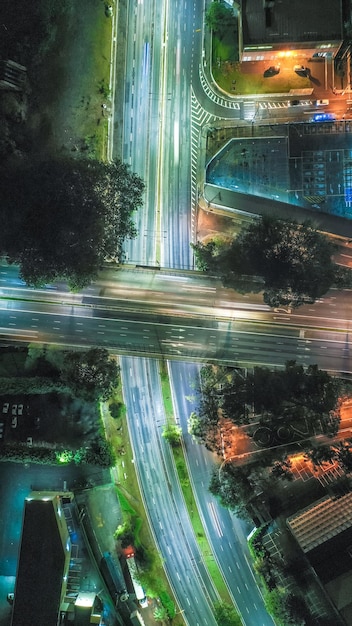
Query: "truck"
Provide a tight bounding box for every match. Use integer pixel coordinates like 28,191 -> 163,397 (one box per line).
101,551 -> 129,602
125,556 -> 148,608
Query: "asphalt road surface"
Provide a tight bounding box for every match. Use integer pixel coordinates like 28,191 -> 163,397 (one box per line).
121,357 -> 218,625
1,263 -> 352,374
169,360 -> 275,626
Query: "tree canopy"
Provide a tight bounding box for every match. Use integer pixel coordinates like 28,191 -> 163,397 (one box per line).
192,215 -> 352,307
205,2 -> 235,33
192,361 -> 341,437
210,464 -> 253,518
264,588 -> 310,626
61,348 -> 118,401
214,601 -> 242,626
3,346 -> 119,402
0,158 -> 144,289
162,422 -> 182,447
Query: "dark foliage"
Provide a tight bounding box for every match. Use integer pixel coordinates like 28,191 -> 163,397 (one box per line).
0,158 -> 144,288
192,215 -> 352,307
61,348 -> 119,402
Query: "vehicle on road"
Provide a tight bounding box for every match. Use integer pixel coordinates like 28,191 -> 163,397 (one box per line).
2,402 -> 9,414
11,415 -> 17,428
101,551 -> 129,602
17,404 -> 23,416
313,112 -> 336,122
126,555 -> 148,608
7,593 -> 14,604
11,404 -> 17,415
315,99 -> 329,106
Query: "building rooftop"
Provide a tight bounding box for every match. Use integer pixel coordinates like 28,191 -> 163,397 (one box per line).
242,0 -> 343,45
287,492 -> 352,553
11,494 -> 70,626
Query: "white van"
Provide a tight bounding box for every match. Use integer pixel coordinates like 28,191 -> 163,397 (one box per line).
315,99 -> 329,106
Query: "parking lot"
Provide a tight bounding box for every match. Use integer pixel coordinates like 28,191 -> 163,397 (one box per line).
0,401 -> 32,447
0,394 -> 100,450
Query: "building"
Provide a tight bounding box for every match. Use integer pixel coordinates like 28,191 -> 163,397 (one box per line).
240,0 -> 344,73
74,591 -> 103,626
287,492 -> 352,625
242,0 -> 343,46
11,492 -> 71,626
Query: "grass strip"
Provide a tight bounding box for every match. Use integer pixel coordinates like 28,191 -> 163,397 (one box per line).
104,373 -> 185,626
159,362 -> 233,605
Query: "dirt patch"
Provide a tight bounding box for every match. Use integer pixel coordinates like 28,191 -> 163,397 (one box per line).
196,207 -> 239,242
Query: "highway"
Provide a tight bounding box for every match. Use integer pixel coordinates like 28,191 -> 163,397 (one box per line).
121,357 -> 218,626
122,0 -> 163,265
2,2 -> 352,626
119,0 -> 224,623
169,361 -> 275,626
1,263 -> 352,374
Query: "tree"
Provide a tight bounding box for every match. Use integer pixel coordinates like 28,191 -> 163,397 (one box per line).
0,158 -> 144,289
333,440 -> 352,471
188,411 -> 206,439
205,2 -> 235,34
192,216 -> 351,308
162,422 -> 182,447
214,601 -> 242,626
304,444 -> 334,468
61,348 -> 119,401
210,465 -> 252,518
153,606 -> 168,623
109,402 -> 122,419
264,588 -> 307,626
271,458 -> 293,481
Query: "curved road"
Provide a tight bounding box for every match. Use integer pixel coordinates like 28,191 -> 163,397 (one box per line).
121,357 -> 218,625
169,360 -> 274,626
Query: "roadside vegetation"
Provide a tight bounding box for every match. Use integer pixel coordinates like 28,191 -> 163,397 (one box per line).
248,527 -> 306,624
108,378 -> 184,625
159,362 -> 235,607
192,215 -> 352,308
0,159 -> 144,289
189,360 -> 351,624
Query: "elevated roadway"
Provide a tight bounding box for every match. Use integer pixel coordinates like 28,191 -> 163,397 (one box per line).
0,263 -> 351,375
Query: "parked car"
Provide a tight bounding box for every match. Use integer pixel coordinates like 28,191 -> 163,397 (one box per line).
2,402 -> 9,414
17,404 -> 23,416
315,99 -> 329,106
26,437 -> 33,446
11,416 -> 17,428
265,65 -> 280,77
11,404 -> 17,415
7,593 -> 14,604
